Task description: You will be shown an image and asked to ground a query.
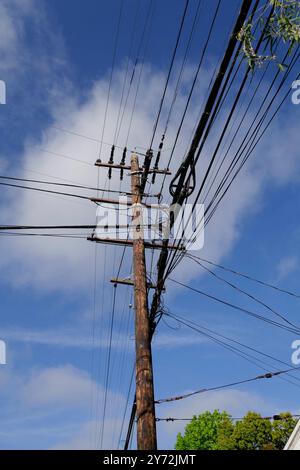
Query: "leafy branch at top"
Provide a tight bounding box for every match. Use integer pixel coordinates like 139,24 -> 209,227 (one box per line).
237,0 -> 300,70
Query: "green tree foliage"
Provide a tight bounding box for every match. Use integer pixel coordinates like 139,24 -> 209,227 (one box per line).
237,0 -> 300,70
231,412 -> 273,450
175,410 -> 233,450
271,412 -> 298,449
175,410 -> 297,450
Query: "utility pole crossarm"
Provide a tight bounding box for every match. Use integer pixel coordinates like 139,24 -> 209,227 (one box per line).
95,160 -> 171,175
88,236 -> 185,251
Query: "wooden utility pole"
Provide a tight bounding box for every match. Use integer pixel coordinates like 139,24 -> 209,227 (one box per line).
89,148 -> 172,449
131,154 -> 157,450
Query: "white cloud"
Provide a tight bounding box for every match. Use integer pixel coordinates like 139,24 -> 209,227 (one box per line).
19,364 -> 126,449
276,255 -> 298,281
1,324 -> 135,352
0,3 -> 18,59
51,418 -> 122,450
2,326 -> 95,350
153,332 -> 206,349
0,0 -> 35,68
21,365 -> 94,408
0,0 -> 299,296
51,420 -> 98,450
0,0 -> 70,129
0,64 -> 297,295
0,363 -> 126,449
1,324 -> 206,351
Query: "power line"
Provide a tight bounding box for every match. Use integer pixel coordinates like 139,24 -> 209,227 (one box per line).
167,37 -> 299,281
191,1 -> 273,180
50,125 -> 153,156
0,179 -> 157,201
0,174 -> 129,194
162,0 -> 203,138
156,365 -> 300,404
149,0 -> 190,150
204,47 -> 300,218
204,54 -> 300,227
168,0 -> 255,201
166,39 -> 300,278
165,311 -> 300,386
118,365 -> 135,449
0,232 -> 87,239
151,0 -> 204,185
187,254 -> 300,329
166,8 -> 276,269
156,414 -> 300,422
100,283 -> 118,449
122,2 -> 300,452
98,0 -> 124,159
189,254 -> 300,299
0,181 -> 93,201
165,1 -> 272,275
201,46 -> 276,204
93,237 -> 108,448
159,0 -> 222,197
113,0 -> 141,147
168,278 -> 300,335
123,1 -> 257,447
25,145 -> 94,166
148,0 -> 255,342
124,0 -> 155,149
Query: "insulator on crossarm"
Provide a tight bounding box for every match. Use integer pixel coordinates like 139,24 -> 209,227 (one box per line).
120,147 -> 127,181
108,145 -> 115,180
109,145 -> 115,164
121,147 -> 127,165
152,134 -> 165,184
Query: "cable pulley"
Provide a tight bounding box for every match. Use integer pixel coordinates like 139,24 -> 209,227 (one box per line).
169,157 -> 196,200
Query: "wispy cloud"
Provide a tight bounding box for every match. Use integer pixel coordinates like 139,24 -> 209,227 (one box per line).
153,332 -> 206,349
1,325 -> 208,351
0,364 -> 125,449
276,255 -> 298,282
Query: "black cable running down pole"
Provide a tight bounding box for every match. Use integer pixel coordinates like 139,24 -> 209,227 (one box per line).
169,0 -> 254,202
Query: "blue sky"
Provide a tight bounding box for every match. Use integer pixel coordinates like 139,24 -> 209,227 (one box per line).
0,0 -> 300,450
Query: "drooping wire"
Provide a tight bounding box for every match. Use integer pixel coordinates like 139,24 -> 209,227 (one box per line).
168,278 -> 300,335
113,0 -> 141,147
165,311 -> 300,387
99,271 -> 118,448
98,0 -> 124,160
156,365 -> 300,405
195,253 -> 300,298
152,0 -> 203,186
165,30 -> 299,279
124,0 -> 156,149
187,253 -> 300,329
149,0 -> 190,150
160,0 -> 222,197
